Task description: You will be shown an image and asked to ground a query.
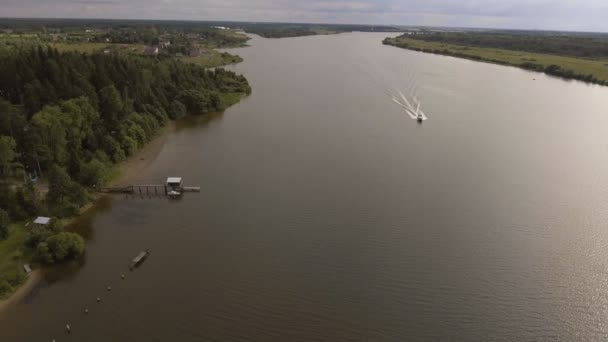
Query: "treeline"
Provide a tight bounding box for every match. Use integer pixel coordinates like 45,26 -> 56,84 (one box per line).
91,27 -> 248,48
383,36 -> 608,86
0,46 -> 250,231
247,27 -> 320,39
241,23 -> 400,38
404,31 -> 608,59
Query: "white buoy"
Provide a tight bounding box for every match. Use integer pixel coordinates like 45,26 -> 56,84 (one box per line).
121,274 -> 125,279
97,297 -> 101,303
84,308 -> 89,314
107,286 -> 112,291
66,324 -> 71,333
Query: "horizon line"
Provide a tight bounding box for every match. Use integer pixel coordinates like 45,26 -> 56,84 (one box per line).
1,16 -> 607,35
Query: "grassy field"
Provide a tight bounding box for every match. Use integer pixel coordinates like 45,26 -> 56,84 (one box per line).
220,92 -> 248,108
384,37 -> 608,84
183,50 -> 243,67
51,42 -> 145,55
0,223 -> 32,299
51,42 -> 242,68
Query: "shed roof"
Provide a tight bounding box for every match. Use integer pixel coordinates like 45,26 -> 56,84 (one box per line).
166,177 -> 183,184
34,217 -> 51,225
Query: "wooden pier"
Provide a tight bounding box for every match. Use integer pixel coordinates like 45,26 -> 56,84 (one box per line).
99,177 -> 200,197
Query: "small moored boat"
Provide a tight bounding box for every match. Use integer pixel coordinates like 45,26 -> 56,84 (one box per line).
130,249 -> 150,270
167,190 -> 181,197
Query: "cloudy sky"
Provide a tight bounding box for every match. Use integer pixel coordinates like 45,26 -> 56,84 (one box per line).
2,0 -> 608,32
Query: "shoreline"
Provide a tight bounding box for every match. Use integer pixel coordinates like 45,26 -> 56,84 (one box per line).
0,121 -> 176,314
0,270 -> 42,315
383,37 -> 608,87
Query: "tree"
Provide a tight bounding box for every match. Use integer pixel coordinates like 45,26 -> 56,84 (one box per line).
0,136 -> 17,177
0,98 -> 25,139
0,208 -> 9,240
38,232 -> 85,264
0,279 -> 13,296
99,85 -> 124,128
169,100 -> 187,119
30,106 -> 68,171
47,165 -> 88,217
36,242 -> 53,264
79,158 -> 111,187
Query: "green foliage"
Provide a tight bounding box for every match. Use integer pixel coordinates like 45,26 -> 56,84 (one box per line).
0,135 -> 17,176
0,47 -> 250,185
0,209 -> 9,240
0,182 -> 40,221
26,227 -> 52,248
178,89 -> 223,114
0,279 -> 13,296
37,232 -> 85,264
47,165 -> 88,217
36,242 -> 53,264
79,158 -> 111,187
169,100 -> 187,119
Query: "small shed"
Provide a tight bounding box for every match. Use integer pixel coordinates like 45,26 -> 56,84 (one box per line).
33,216 -> 51,228
166,177 -> 183,190
23,264 -> 32,274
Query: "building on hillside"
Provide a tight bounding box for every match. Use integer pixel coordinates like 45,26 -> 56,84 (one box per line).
159,40 -> 171,48
33,216 -> 51,229
143,46 -> 159,56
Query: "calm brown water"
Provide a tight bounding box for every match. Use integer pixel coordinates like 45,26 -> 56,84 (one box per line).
3,32 -> 608,341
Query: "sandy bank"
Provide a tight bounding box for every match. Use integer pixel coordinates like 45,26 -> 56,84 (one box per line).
0,270 -> 42,315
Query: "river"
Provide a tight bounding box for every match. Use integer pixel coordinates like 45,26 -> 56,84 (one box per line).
2,32 -> 608,341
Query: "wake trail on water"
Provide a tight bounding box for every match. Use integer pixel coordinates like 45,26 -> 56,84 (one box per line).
356,59 -> 428,121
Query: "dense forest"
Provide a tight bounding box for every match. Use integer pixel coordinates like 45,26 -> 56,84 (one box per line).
0,45 -> 250,288
404,31 -> 608,59
0,46 -> 250,215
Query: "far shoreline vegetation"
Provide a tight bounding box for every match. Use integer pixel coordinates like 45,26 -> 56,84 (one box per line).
0,19 -> 250,68
383,31 -> 608,86
0,19 -> 252,300
237,23 -> 401,38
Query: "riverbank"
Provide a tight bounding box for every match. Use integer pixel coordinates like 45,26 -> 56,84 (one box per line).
0,121 -> 176,312
0,270 -> 41,315
383,36 -> 608,86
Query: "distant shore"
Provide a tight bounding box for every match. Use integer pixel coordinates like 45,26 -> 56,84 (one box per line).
383,36 -> 608,87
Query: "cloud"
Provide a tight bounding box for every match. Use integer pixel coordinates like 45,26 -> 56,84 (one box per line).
1,0 -> 608,31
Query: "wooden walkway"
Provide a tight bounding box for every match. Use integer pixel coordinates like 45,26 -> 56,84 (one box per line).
99,184 -> 200,196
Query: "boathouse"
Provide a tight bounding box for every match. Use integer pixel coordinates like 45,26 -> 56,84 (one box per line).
166,177 -> 183,191
33,216 -> 51,229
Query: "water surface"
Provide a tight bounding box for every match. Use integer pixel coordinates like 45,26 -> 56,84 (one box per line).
2,32 -> 608,341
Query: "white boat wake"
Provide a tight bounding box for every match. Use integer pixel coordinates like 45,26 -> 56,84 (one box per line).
390,89 -> 428,121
